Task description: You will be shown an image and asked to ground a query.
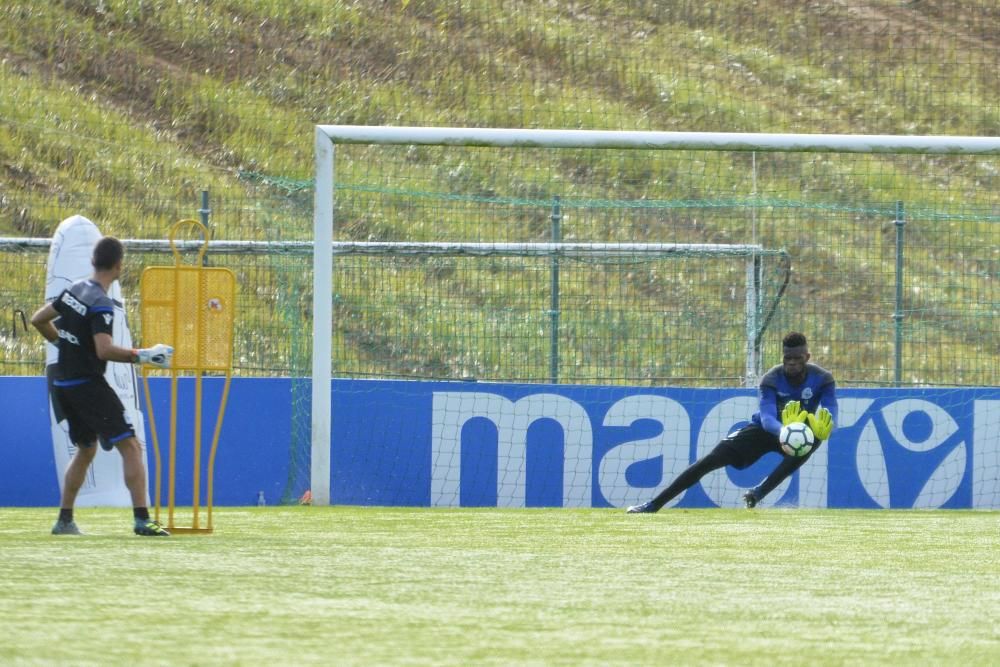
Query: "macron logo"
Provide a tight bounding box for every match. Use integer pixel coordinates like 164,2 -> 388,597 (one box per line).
61,292 -> 87,316
58,329 -> 80,346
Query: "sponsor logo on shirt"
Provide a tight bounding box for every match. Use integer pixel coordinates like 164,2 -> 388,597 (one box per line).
61,291 -> 87,316
58,328 -> 80,346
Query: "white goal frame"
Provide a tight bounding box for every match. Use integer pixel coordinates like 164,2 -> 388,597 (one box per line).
312,125 -> 1000,505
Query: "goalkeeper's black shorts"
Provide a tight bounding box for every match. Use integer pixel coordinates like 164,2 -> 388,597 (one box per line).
710,423 -> 781,470
53,376 -> 136,450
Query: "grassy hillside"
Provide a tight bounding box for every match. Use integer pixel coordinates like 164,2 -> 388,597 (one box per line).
3,1 -> 998,214
0,1 -> 997,385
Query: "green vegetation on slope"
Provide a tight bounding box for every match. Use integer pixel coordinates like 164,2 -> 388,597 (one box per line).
0,1 -> 997,384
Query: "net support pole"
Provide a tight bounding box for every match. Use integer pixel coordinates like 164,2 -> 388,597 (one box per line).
312,127 -> 334,506
744,254 -> 760,387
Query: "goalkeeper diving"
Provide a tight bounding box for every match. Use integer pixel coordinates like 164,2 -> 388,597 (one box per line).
627,331 -> 838,512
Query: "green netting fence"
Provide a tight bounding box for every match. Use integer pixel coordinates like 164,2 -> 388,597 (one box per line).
2,167 -> 997,388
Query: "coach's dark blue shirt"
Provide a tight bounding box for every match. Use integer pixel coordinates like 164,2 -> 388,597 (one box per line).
51,279 -> 115,381
751,362 -> 838,438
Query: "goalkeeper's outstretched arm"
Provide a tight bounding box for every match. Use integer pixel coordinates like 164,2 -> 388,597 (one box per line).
757,386 -> 783,436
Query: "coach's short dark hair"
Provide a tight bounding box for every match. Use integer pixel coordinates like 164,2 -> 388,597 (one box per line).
92,236 -> 124,271
783,331 -> 808,348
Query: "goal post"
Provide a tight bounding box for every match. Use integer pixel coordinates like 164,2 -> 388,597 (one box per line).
312,125 -> 1000,507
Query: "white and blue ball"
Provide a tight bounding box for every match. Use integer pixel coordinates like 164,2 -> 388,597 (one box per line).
779,421 -> 815,457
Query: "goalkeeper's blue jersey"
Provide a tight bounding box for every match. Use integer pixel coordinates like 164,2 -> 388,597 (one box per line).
751,362 -> 838,437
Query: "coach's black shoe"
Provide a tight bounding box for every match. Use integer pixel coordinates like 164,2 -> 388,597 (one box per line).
134,519 -> 170,536
51,519 -> 83,535
626,501 -> 658,514
743,491 -> 759,509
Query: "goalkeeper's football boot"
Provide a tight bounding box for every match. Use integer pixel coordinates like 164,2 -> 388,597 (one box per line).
626,501 -> 658,514
134,519 -> 170,536
743,491 -> 759,509
51,520 -> 83,535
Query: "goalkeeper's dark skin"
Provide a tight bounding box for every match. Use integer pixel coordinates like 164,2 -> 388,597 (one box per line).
627,332 -> 838,512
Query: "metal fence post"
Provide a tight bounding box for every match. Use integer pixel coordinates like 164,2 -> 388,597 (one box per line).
549,196 -> 561,384
199,190 -> 211,266
893,201 -> 905,386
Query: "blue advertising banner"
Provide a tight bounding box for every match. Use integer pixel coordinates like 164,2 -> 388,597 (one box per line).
330,380 -> 1000,509
2,377 -> 998,508
1,376 -> 293,507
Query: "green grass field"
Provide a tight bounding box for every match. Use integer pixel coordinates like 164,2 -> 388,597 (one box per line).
2,507 -> 998,665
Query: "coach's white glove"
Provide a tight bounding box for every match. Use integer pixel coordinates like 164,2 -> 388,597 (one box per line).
135,344 -> 173,368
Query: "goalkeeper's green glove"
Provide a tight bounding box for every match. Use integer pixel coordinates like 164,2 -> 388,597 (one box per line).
781,400 -> 807,426
806,407 -> 834,441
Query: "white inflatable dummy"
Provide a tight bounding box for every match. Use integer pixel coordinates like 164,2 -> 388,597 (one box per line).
45,215 -> 148,506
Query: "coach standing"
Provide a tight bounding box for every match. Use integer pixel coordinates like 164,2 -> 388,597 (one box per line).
31,236 -> 174,536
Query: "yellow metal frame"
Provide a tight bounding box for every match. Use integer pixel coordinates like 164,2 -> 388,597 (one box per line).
139,219 -> 235,534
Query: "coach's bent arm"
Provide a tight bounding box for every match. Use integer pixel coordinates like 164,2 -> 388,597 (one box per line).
30,303 -> 59,344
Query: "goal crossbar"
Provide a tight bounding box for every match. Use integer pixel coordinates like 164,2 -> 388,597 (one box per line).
316,125 -> 1000,154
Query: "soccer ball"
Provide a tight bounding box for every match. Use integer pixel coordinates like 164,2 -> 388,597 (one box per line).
779,421 -> 815,457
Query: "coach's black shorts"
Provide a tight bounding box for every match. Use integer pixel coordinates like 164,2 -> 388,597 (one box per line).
53,376 -> 135,450
710,422 -> 781,470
